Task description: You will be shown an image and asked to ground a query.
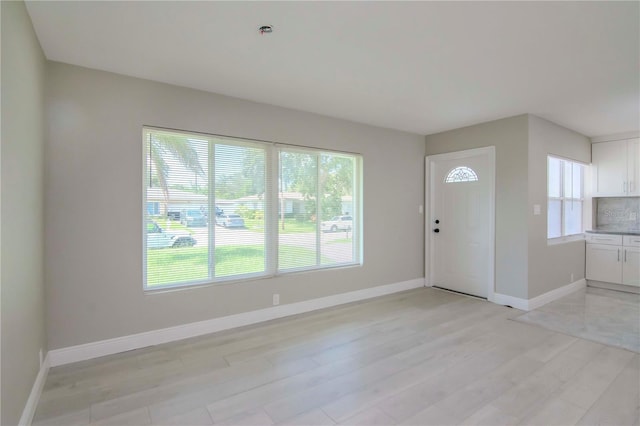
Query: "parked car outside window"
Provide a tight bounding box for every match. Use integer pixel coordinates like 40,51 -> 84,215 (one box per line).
167,210 -> 181,221
180,209 -> 207,227
215,214 -> 245,228
321,216 -> 353,232
147,221 -> 196,248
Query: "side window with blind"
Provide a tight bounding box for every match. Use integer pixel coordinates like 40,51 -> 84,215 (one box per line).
144,128 -> 361,290
547,156 -> 585,240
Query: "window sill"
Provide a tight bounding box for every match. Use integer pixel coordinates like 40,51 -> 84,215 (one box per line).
547,234 -> 585,246
144,261 -> 363,294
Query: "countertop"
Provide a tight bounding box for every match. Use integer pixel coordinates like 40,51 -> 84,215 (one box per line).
585,227 -> 640,236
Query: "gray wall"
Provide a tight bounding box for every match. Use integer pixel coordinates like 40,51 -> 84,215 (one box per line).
425,115 -> 530,299
527,115 -> 591,298
45,62 -> 426,350
1,1 -> 47,424
425,114 -> 591,301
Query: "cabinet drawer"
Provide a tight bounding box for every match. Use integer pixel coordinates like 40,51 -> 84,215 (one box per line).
623,235 -> 640,247
585,234 -> 623,245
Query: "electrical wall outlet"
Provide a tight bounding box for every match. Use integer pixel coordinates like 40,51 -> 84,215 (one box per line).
272,293 -> 280,306
570,273 -> 574,283
39,349 -> 43,367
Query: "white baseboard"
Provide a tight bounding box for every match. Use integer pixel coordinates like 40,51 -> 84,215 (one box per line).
49,278 -> 425,367
493,292 -> 529,311
527,278 -> 586,310
19,353 -> 50,426
493,278 -> 586,311
587,280 -> 640,294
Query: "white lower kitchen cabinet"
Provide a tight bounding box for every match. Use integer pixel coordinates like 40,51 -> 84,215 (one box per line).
622,246 -> 640,286
586,243 -> 623,283
586,234 -> 640,287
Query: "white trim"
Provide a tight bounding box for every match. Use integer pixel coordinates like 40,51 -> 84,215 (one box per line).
547,233 -> 585,246
590,131 -> 640,143
48,278 -> 425,367
18,353 -> 50,426
492,292 -> 529,311
425,146 -> 496,302
587,280 -> 640,294
424,156 -> 431,287
527,278 -> 587,310
494,278 -> 586,311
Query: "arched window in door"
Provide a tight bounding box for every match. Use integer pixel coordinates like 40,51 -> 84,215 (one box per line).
445,166 -> 479,183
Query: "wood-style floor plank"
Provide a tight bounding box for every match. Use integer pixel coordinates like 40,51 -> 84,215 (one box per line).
576,354 -> 640,426
33,288 -> 639,426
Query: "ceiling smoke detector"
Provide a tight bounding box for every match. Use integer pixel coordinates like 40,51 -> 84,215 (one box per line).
258,25 -> 273,35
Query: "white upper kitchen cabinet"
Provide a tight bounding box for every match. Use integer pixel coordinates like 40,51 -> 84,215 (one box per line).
591,138 -> 639,196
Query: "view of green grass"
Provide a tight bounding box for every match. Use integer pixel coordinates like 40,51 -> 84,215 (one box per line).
241,218 -> 264,232
276,219 -> 316,234
146,244 -> 327,287
326,237 -> 353,244
215,246 -> 265,277
147,246 -> 209,286
278,244 -> 321,270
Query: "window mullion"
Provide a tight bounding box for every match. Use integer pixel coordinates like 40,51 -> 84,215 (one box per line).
209,142 -> 216,280
267,146 -> 279,275
353,156 -> 361,262
316,153 -> 322,266
560,160 -> 565,237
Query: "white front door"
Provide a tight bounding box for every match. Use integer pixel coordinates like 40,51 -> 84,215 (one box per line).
426,147 -> 495,298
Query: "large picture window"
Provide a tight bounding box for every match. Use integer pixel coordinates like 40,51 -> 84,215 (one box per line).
143,128 -> 361,289
547,156 -> 585,240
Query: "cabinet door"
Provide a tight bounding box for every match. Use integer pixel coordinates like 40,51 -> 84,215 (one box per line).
586,243 -> 622,283
592,141 -> 628,196
627,138 -> 639,195
622,246 -> 640,287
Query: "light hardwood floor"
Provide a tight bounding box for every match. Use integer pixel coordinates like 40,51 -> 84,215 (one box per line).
33,288 -> 640,426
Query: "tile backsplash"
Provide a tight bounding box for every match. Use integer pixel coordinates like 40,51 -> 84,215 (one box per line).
596,197 -> 640,228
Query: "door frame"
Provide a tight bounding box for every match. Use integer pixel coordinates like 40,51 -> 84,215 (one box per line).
425,146 -> 496,302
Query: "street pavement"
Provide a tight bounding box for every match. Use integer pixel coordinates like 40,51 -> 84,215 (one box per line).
177,225 -> 354,263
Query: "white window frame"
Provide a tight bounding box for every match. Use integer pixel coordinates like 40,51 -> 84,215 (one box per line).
547,155 -> 586,245
142,127 -> 363,291
275,146 -> 362,274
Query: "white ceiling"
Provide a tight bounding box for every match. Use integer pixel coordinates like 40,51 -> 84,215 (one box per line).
26,1 -> 639,137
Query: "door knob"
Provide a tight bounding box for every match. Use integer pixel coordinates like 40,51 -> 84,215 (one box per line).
433,228 -> 440,233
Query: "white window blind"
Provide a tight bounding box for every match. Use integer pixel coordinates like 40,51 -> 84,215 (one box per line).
143,128 -> 361,290
214,142 -> 269,279
278,148 -> 359,272
547,156 -> 585,240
